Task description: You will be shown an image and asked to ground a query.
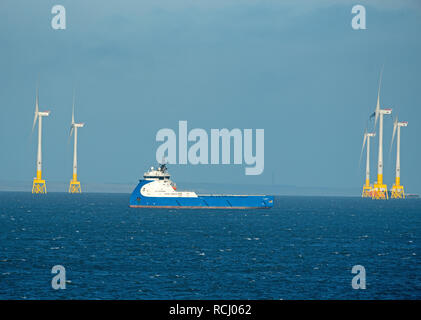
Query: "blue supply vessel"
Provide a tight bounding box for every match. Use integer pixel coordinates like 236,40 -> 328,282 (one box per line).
129,164 -> 273,209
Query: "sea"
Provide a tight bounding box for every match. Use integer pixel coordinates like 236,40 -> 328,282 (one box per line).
0,192 -> 419,300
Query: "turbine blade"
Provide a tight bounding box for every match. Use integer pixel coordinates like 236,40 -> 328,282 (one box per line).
374,67 -> 383,129
390,117 -> 398,154
70,126 -> 74,137
32,85 -> 39,133
72,91 -> 75,125
359,130 -> 367,167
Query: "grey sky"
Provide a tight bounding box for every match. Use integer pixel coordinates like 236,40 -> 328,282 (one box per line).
0,0 -> 420,194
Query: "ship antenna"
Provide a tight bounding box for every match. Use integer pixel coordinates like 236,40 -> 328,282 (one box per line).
160,156 -> 167,172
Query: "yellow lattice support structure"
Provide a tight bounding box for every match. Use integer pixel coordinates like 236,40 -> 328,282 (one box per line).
372,174 -> 388,199
372,185 -> 388,199
390,177 -> 405,199
32,170 -> 47,194
69,173 -> 82,193
69,180 -> 81,193
32,179 -> 47,194
362,185 -> 373,198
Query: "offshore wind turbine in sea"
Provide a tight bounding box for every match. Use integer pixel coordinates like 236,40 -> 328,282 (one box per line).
360,130 -> 376,198
390,117 -> 408,199
32,85 -> 50,194
371,70 -> 392,200
69,93 -> 85,193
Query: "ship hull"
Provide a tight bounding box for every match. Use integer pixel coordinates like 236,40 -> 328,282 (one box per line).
129,180 -> 273,209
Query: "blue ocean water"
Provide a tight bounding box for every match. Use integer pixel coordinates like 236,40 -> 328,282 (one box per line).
0,192 -> 419,299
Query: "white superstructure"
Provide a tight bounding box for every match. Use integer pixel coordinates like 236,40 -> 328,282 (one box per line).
140,164 -> 198,198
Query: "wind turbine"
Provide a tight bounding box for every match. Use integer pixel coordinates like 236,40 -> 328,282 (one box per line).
360,130 -> 376,198
69,93 -> 85,193
372,69 -> 392,199
32,85 -> 50,194
390,117 -> 408,199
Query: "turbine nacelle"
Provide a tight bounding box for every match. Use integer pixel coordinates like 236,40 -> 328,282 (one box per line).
70,122 -> 84,136
72,122 -> 85,128
374,108 -> 392,128
375,108 -> 392,116
392,118 -> 408,135
38,111 -> 51,117
381,108 -> 392,115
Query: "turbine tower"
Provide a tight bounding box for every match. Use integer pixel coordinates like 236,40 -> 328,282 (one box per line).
69,94 -> 85,193
32,86 -> 50,194
360,130 -> 376,198
390,117 -> 408,199
372,70 -> 392,199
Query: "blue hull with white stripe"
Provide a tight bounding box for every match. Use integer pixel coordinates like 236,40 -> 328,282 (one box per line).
129,180 -> 274,209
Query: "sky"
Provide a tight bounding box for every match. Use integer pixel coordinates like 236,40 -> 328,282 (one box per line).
0,0 -> 420,194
